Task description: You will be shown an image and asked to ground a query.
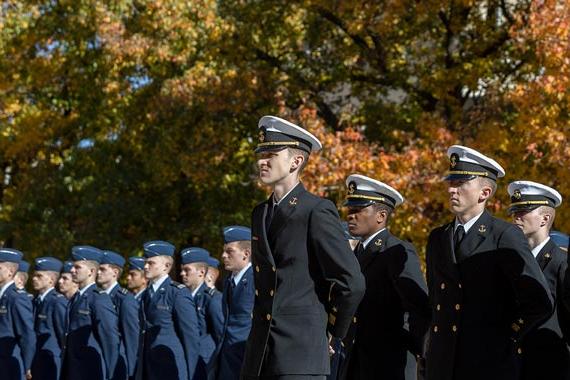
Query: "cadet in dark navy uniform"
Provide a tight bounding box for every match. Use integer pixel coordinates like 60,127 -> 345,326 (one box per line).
126,257 -> 147,302
98,250 -> 140,380
139,240 -> 200,380
57,261 -> 78,300
30,257 -> 67,380
0,248 -> 36,380
216,226 -> 255,380
180,247 -> 224,379
241,116 -> 365,380
339,174 -> 430,380
63,246 -> 121,380
15,259 -> 30,291
424,145 -> 553,380
507,181 -> 570,380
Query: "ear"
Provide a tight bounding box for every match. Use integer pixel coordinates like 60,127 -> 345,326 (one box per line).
243,248 -> 251,260
479,185 -> 492,202
290,154 -> 305,171
541,213 -> 552,227
376,209 -> 388,224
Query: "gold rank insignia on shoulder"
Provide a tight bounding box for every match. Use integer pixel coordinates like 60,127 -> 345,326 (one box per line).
513,189 -> 522,200
478,224 -> 487,233
374,239 -> 383,247
289,197 -> 298,206
450,153 -> 458,168
259,130 -> 265,142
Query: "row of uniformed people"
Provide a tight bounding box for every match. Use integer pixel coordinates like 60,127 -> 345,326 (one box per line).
0,225 -> 256,380
326,148 -> 570,380
244,115 -> 568,380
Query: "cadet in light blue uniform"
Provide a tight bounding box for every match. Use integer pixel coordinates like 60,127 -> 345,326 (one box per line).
215,226 -> 254,380
57,261 -> 78,300
30,257 -> 67,380
98,250 -> 140,380
127,257 -> 147,303
139,240 -> 200,380
63,246 -> 121,380
0,248 -> 36,380
205,256 -> 221,291
15,260 -> 32,296
180,247 -> 224,380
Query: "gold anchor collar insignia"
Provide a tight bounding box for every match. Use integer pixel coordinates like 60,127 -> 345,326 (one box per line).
289,197 -> 298,206
478,224 -> 487,233
374,238 -> 383,247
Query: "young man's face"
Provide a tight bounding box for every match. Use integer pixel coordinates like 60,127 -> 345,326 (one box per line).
205,267 -> 219,288
222,242 -> 249,272
71,261 -> 94,284
346,205 -> 381,239
32,271 -> 56,292
144,256 -> 169,281
256,149 -> 296,185
447,178 -> 485,215
0,262 -> 16,285
58,273 -> 78,296
180,263 -> 205,289
127,269 -> 147,291
97,264 -> 118,287
512,208 -> 546,237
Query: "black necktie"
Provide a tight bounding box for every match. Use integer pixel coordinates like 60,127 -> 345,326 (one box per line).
454,225 -> 465,257
354,242 -> 365,258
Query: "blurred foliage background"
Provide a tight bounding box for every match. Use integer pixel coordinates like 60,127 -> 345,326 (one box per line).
0,0 -> 568,264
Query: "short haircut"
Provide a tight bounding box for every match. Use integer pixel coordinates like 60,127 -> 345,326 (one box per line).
288,148 -> 310,173
538,206 -> 556,230
236,240 -> 252,251
372,202 -> 393,224
478,177 -> 497,197
162,256 -> 174,272
3,262 -> 18,273
45,271 -> 60,284
110,264 -> 123,277
16,272 -> 29,283
84,260 -> 100,271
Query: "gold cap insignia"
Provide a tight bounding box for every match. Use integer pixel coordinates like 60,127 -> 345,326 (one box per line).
259,130 -> 266,143
478,224 -> 487,233
348,181 -> 356,195
289,197 -> 298,206
374,239 -> 383,247
513,189 -> 522,200
450,153 -> 459,168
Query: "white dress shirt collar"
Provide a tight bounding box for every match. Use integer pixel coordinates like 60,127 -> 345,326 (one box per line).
532,237 -> 551,258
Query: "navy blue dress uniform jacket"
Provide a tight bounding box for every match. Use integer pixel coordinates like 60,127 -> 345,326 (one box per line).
194,282 -> 224,380
0,283 -> 36,380
109,284 -> 140,380
31,289 -> 67,380
62,283 -> 121,380
241,183 -> 366,377
522,239 -> 570,380
215,267 -> 254,380
139,277 -> 200,380
340,228 -> 431,380
425,211 -> 553,380
216,266 -> 254,380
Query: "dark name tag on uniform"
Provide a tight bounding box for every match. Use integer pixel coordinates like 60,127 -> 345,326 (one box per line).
78,309 -> 91,315
156,304 -> 170,311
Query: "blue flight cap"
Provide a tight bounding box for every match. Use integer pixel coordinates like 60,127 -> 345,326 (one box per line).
62,261 -> 74,273
550,231 -> 569,251
180,247 -> 210,265
143,240 -> 175,258
223,226 -> 252,243
101,250 -> 126,267
207,256 -> 220,268
128,257 -> 145,271
71,245 -> 103,262
34,257 -> 63,272
0,248 -> 23,264
18,260 -> 30,272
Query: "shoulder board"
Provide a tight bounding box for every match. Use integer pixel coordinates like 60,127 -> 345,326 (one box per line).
119,287 -> 129,295
171,281 -> 186,289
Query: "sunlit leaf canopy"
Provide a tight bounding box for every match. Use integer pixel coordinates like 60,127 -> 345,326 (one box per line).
0,0 -> 568,264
